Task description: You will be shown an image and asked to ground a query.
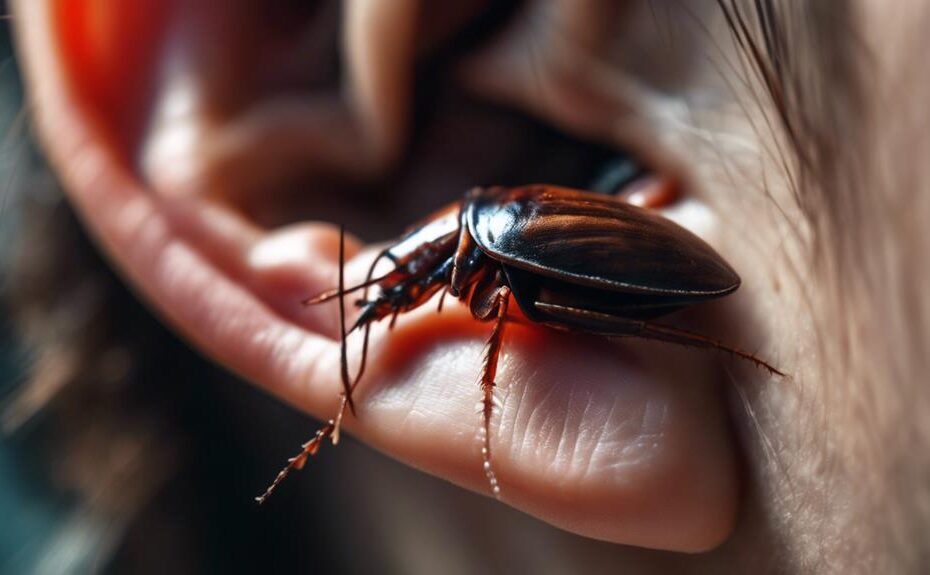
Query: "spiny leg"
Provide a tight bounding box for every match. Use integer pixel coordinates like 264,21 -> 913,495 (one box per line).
635,320 -> 785,377
255,394 -> 354,504
257,313 -> 362,503
332,227 -> 381,443
534,302 -> 785,377
478,286 -> 510,499
257,230 -> 363,503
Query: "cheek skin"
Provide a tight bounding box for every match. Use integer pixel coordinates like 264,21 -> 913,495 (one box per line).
709,2 -> 930,569
655,59 -> 840,566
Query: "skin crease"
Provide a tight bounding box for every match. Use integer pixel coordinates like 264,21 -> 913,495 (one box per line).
11,0 -> 930,572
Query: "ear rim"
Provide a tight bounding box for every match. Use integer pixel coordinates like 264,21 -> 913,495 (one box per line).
12,0 -> 742,552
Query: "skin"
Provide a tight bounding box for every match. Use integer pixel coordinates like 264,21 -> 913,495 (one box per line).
11,0 -> 930,571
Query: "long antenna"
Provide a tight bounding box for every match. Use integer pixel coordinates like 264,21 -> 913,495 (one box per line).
301,270 -> 393,305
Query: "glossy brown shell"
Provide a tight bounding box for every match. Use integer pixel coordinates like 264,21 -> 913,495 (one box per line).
465,185 -> 740,299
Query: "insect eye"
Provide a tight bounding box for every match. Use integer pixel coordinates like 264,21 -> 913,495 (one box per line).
589,156 -> 680,210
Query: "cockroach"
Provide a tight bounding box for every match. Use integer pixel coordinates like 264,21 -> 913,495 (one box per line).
256,184 -> 782,503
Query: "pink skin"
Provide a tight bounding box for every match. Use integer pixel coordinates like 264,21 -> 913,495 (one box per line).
11,0 -> 760,551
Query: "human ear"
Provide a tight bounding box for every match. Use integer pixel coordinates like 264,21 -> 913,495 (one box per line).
14,0 -> 741,551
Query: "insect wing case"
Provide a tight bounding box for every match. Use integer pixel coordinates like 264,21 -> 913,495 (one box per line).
466,186 -> 741,319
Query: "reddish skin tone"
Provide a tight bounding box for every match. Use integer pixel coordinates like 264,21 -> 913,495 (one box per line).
17,0 -> 930,570
256,185 -> 781,503
13,0 -> 787,553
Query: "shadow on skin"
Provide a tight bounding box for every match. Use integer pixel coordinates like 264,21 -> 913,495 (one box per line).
336,293 -> 739,551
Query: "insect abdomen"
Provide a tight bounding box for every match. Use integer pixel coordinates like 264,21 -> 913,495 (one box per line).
467,185 -> 740,299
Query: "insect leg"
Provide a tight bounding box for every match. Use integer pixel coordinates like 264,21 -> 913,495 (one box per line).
257,227 -> 365,502
477,285 -> 510,499
255,417 -> 338,504
634,321 -> 785,376
255,387 -> 357,504
351,323 -> 373,392
256,347 -> 359,503
436,287 -> 449,312
337,227 -> 356,416
534,302 -> 785,377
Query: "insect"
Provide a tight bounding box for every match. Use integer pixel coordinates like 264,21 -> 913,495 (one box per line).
256,184 -> 783,503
